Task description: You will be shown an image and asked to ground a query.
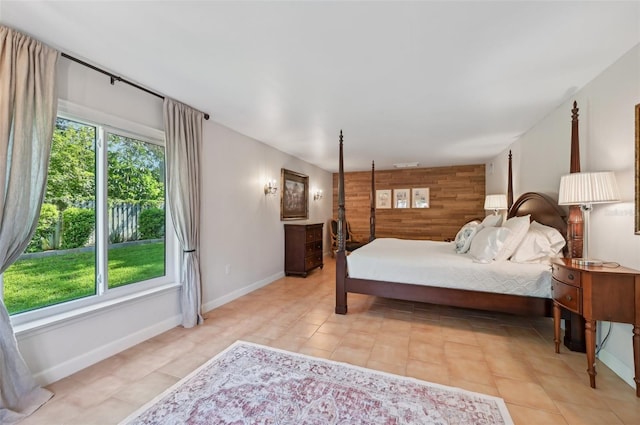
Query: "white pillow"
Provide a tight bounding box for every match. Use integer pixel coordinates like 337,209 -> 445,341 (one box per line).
494,214 -> 531,261
510,229 -> 552,263
510,221 -> 566,263
481,214 -> 503,228
454,221 -> 480,254
529,221 -> 565,255
469,227 -> 512,263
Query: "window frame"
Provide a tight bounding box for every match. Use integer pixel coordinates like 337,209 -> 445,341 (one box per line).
5,100 -> 178,327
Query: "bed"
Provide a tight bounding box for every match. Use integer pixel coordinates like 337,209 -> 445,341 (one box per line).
334,129 -> 575,318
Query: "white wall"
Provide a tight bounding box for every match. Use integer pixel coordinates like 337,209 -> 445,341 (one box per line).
486,44 -> 640,387
200,120 -> 333,311
13,58 -> 333,385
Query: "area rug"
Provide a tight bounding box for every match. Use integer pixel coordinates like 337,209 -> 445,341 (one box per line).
120,340 -> 513,425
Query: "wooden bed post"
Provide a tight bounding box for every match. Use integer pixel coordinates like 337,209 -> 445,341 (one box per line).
563,101 -> 587,352
370,160 -> 376,242
335,130 -> 348,314
507,150 -> 513,209
567,101 -> 584,259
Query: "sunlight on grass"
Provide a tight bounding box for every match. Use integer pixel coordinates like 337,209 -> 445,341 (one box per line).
4,242 -> 164,315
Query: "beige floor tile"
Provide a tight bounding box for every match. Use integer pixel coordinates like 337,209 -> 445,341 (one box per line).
304,332 -> 342,352
158,352 -> 209,378
369,343 -> 409,366
330,345 -> 370,367
507,403 -> 569,425
485,355 -> 535,382
555,400 -> 624,425
65,397 -> 138,425
537,373 -> 610,410
113,371 -> 179,406
366,359 -> 406,376
443,340 -> 485,361
406,358 -> 450,386
448,378 -> 499,397
447,357 -> 494,385
495,377 -> 558,412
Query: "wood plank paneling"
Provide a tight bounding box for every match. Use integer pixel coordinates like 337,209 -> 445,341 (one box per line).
332,165 -> 485,241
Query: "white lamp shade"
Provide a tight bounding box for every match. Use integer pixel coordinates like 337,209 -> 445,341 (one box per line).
484,194 -> 508,210
558,171 -> 620,205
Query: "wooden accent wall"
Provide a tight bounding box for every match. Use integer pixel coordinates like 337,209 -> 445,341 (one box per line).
332,164 -> 486,241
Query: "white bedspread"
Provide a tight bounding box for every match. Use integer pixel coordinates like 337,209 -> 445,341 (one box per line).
346,238 -> 552,298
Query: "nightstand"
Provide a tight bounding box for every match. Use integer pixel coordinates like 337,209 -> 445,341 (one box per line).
551,258 -> 640,397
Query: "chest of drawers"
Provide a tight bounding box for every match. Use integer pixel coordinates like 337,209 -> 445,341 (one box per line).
284,223 -> 323,277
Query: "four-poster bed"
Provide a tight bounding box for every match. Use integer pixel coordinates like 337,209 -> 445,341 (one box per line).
334,103 -> 583,318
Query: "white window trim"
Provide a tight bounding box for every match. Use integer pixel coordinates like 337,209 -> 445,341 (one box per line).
6,100 -> 179,329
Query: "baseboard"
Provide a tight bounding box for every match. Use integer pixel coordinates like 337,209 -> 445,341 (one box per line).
598,349 -> 636,389
202,271 -> 285,313
32,314 -> 182,386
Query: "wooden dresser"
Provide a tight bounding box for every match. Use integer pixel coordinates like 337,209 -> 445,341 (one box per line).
551,258 -> 640,397
284,223 -> 324,277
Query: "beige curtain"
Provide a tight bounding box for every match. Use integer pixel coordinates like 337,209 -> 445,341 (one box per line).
163,98 -> 203,328
0,26 -> 59,423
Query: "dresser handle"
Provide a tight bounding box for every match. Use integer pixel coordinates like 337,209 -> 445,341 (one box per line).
568,273 -> 574,280
566,295 -> 573,301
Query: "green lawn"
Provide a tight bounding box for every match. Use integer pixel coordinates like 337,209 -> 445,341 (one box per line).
4,242 -> 165,315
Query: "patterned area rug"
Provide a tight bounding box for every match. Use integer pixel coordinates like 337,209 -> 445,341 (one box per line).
120,341 -> 513,425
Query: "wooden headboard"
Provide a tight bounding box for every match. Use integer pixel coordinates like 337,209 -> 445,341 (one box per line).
508,192 -> 568,253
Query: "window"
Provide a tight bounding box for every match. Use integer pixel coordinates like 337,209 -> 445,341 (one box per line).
2,111 -> 174,319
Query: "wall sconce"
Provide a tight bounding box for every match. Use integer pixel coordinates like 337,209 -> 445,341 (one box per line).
264,180 -> 278,196
313,189 -> 323,201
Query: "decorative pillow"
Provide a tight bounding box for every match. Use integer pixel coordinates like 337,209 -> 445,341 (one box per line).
469,226 -> 512,263
481,214 -> 503,228
529,221 -> 566,255
494,214 -> 531,261
454,220 -> 481,254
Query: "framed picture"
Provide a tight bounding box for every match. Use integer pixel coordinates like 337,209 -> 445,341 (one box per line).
376,189 -> 392,209
281,168 -> 309,220
394,188 -> 410,209
412,188 -> 430,208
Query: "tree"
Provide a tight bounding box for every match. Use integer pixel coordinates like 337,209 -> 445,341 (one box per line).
107,135 -> 164,202
46,118 -> 96,207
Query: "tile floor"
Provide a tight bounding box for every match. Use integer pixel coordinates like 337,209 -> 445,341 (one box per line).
22,257 -> 640,424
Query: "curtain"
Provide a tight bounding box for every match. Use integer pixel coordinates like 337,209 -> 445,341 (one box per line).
0,26 -> 59,423
163,98 -> 203,328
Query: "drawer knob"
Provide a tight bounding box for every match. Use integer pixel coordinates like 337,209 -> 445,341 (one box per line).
568,273 -> 574,280
566,295 -> 572,301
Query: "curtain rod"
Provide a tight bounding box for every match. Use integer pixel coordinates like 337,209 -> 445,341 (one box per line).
60,52 -> 210,121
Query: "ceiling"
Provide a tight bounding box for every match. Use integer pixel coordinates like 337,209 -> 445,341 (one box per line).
1,1 -> 639,172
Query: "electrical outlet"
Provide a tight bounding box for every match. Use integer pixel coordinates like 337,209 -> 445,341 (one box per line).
225,264 -> 231,275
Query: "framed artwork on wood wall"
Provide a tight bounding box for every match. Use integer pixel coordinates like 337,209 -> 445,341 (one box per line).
394,188 -> 410,209
281,168 -> 308,220
376,189 -> 391,209
412,188 -> 430,208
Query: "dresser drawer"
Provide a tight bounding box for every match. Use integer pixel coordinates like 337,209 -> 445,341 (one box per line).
552,279 -> 581,314
305,254 -> 322,270
552,264 -> 581,286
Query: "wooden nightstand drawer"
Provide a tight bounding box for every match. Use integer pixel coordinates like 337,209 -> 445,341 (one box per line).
552,279 -> 581,314
552,264 -> 581,286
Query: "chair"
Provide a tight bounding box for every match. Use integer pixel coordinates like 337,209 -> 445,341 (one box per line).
329,219 -> 366,256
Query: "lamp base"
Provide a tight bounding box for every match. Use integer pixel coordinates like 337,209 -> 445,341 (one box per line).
571,258 -> 603,267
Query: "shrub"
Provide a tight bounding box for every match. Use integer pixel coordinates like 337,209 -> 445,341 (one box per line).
61,207 -> 95,249
26,203 -> 59,253
139,207 -> 165,240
